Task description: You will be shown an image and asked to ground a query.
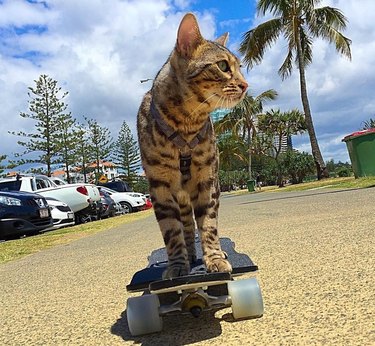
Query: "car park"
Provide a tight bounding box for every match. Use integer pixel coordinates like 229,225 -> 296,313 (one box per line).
43,197 -> 75,231
98,186 -> 145,213
0,175 -> 101,223
0,190 -> 53,240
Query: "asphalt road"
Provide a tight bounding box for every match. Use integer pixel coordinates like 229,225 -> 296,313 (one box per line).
1,187 -> 374,345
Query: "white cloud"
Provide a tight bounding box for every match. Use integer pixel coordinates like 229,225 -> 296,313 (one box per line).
0,0 -> 217,160
1,0 -> 375,166
234,0 -> 375,162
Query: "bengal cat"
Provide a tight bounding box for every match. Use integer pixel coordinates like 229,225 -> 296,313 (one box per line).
137,13 -> 248,279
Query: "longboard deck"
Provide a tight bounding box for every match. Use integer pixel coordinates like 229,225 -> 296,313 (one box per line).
127,237 -> 258,292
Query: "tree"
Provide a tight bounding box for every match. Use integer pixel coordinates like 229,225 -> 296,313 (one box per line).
0,155 -> 6,177
86,117 -> 113,183
10,75 -> 69,176
215,90 -> 278,179
217,133 -> 247,172
112,121 -> 141,183
258,108 -> 307,186
240,0 -> 352,179
280,150 -> 315,184
75,123 -> 92,183
361,118 -> 375,130
55,113 -> 79,183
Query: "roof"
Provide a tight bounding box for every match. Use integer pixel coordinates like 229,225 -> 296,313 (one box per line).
342,128 -> 375,142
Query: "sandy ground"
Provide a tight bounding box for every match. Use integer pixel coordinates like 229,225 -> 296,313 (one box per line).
0,187 -> 374,345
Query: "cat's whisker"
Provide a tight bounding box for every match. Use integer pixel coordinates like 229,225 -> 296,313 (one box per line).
189,93 -> 217,116
213,96 -> 223,111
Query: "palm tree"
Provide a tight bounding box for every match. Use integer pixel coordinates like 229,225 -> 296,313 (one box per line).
362,118 -> 375,130
239,0 -> 352,179
258,108 -> 307,186
215,90 -> 277,179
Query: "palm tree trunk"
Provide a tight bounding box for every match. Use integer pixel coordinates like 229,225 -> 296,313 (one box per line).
296,32 -> 329,179
247,128 -> 252,179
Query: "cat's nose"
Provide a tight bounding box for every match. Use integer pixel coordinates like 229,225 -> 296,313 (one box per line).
239,80 -> 248,92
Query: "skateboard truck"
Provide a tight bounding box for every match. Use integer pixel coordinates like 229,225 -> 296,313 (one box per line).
182,289 -> 206,317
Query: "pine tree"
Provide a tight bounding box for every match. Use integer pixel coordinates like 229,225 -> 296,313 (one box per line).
55,113 -> 79,183
75,123 -> 92,183
9,74 -> 69,176
112,121 -> 141,182
86,117 -> 113,183
0,155 -> 6,176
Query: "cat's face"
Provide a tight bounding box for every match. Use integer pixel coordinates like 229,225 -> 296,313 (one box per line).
172,13 -> 248,111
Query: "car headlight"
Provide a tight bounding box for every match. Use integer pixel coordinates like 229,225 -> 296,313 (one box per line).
0,196 -> 22,206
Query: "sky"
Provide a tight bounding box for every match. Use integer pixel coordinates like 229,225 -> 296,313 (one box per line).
1,0 -> 374,168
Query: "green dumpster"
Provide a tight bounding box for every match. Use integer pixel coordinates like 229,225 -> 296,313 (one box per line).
247,179 -> 255,192
342,129 -> 375,178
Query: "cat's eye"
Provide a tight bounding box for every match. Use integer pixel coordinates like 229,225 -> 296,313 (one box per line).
217,60 -> 230,72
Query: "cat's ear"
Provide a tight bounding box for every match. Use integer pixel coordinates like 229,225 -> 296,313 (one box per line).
216,32 -> 229,46
176,13 -> 203,58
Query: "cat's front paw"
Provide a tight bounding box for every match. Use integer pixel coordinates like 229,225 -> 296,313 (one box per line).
205,253 -> 232,273
162,263 -> 190,279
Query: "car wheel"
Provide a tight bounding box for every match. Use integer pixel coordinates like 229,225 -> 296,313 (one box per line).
120,202 -> 133,214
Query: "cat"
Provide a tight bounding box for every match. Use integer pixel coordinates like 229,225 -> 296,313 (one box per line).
137,13 -> 248,279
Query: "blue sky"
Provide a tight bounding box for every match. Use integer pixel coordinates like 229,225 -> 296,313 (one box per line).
1,0 -> 375,168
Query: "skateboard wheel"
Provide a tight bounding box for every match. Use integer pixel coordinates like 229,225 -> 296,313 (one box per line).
126,294 -> 162,336
228,277 -> 264,319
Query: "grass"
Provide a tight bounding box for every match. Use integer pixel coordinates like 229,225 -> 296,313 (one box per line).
222,176 -> 375,195
0,209 -> 153,265
267,176 -> 375,192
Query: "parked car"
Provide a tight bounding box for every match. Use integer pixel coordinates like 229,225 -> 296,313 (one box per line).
0,190 -> 53,240
43,197 -> 75,231
114,202 -> 126,215
0,175 -> 101,223
98,186 -> 145,213
99,189 -> 116,218
49,176 -> 102,222
144,196 -> 153,210
98,179 -> 132,192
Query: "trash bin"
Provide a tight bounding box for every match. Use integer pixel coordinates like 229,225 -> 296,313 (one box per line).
342,128 -> 375,178
247,180 -> 255,192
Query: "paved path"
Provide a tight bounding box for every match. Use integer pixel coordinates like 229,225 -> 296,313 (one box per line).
1,188 -> 374,345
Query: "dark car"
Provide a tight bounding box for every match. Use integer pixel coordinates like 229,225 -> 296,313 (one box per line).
0,190 -> 53,240
98,179 -> 132,192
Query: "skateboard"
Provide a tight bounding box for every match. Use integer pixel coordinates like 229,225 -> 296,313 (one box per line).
126,236 -> 263,336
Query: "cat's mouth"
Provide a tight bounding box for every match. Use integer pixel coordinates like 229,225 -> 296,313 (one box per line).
220,93 -> 245,108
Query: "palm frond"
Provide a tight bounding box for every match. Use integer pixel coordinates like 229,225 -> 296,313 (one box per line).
279,49 -> 293,80
240,18 -> 283,69
257,0 -> 290,17
314,6 -> 348,32
299,28 -> 313,66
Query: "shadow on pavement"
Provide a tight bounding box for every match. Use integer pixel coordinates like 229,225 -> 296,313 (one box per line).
111,308 -> 222,345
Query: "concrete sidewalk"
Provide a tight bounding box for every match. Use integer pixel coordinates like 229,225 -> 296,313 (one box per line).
1,187 -> 374,345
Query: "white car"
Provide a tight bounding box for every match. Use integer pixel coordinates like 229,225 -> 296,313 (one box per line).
43,197 -> 75,231
98,186 -> 145,213
0,175 -> 100,215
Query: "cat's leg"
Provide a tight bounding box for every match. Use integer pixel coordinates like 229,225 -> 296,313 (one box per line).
193,179 -> 232,273
151,185 -> 190,279
176,191 -> 196,264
